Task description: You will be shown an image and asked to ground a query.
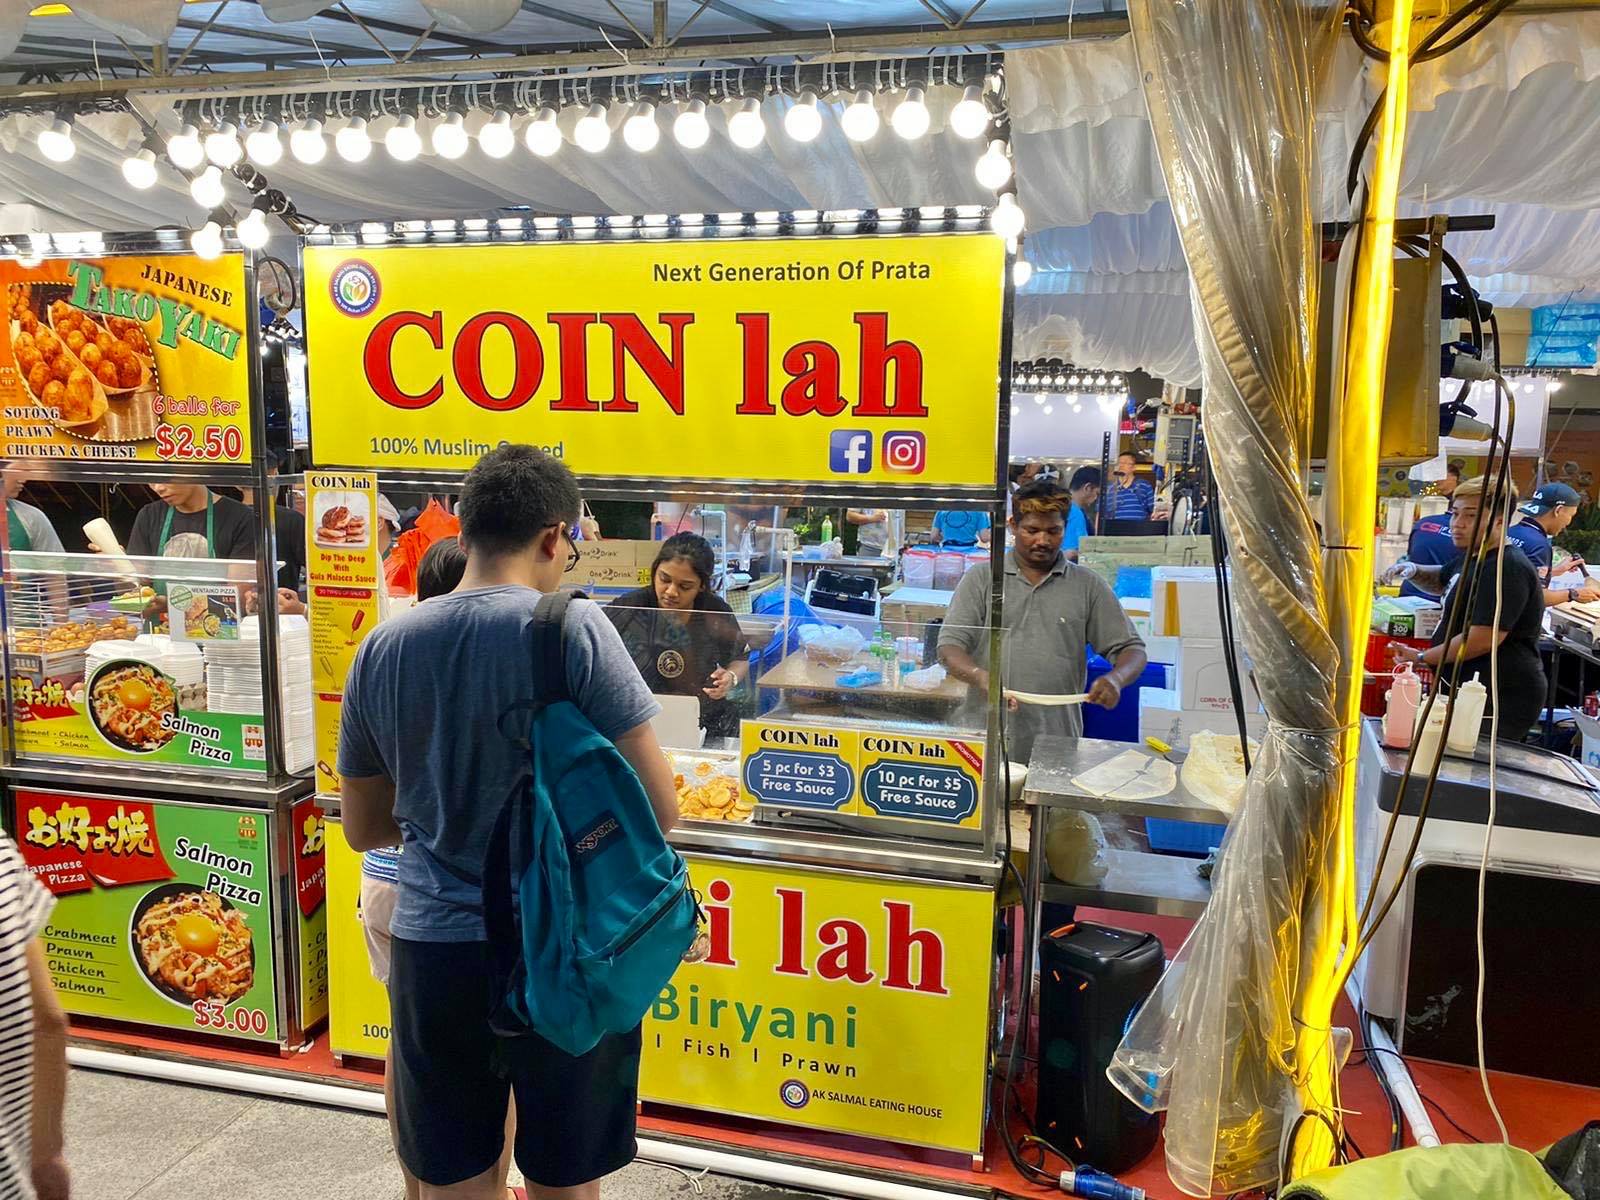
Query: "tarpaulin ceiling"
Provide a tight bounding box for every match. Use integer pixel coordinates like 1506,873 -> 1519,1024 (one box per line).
1,10 -> 1598,383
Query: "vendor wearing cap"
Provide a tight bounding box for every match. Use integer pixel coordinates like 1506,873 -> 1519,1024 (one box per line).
1391,476 -> 1546,742
125,483 -> 256,560
1507,481 -> 1600,606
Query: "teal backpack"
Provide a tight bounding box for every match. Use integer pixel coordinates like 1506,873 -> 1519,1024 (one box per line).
482,591 -> 699,1057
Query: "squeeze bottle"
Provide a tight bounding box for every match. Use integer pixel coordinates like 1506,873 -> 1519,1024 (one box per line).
1413,699 -> 1449,772
820,514 -> 833,544
1382,662 -> 1421,749
1446,674 -> 1488,753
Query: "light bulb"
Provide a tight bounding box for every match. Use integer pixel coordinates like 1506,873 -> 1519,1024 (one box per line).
890,87 -> 929,140
431,112 -> 468,159
205,122 -> 241,167
1033,394 -> 1045,405
121,149 -> 158,190
245,121 -> 282,166
1094,373 -> 1108,388
237,206 -> 270,250
525,106 -> 561,157
950,84 -> 988,139
334,117 -> 372,162
841,90 -> 880,142
1012,259 -> 1033,287
727,98 -> 765,150
190,220 -> 223,260
622,101 -> 659,152
673,99 -> 709,149
574,103 -> 611,153
168,123 -> 204,169
975,139 -> 1013,189
479,109 -> 515,158
991,192 -> 1025,239
37,118 -> 75,162
386,115 -> 422,161
190,166 -> 226,209
784,90 -> 822,143
1053,373 -> 1067,388
289,118 -> 326,164
1069,373 -> 1082,387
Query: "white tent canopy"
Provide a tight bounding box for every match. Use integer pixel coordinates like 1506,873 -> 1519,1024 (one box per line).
1,11 -> 1598,384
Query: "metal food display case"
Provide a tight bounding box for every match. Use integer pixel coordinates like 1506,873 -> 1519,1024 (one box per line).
303,210 -> 1013,1160
0,235 -> 327,1049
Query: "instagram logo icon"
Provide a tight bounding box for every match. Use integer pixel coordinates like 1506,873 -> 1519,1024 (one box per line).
881,431 -> 927,475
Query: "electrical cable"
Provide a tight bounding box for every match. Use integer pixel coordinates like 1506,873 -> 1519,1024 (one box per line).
1202,445 -> 1253,771
1349,1044 -> 1487,1143
1475,373 -> 1512,1144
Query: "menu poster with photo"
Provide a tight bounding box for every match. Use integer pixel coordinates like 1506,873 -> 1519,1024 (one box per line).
306,471 -> 382,798
16,788 -> 280,1043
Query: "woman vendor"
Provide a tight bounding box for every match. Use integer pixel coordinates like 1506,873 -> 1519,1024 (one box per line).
1390,475 -> 1546,742
606,533 -> 751,738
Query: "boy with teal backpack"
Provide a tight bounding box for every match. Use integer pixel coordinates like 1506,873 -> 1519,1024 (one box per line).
339,445 -> 686,1200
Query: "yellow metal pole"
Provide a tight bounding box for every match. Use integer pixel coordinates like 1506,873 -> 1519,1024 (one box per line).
1288,0 -> 1415,1179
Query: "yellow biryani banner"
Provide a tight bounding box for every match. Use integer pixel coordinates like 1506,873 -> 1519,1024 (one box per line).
642,856 -> 993,1153
303,235 -> 1005,487
0,254 -> 252,463
306,471 -> 382,799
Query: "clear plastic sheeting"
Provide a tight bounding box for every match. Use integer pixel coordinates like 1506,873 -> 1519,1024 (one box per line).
1111,2 -> 1344,1196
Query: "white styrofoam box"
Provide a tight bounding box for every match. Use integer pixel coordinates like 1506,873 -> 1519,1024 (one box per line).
1145,635 -> 1180,664
1139,688 -> 1268,751
1175,639 -> 1264,712
1150,566 -> 1227,639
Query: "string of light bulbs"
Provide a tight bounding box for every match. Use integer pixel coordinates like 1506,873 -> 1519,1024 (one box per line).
1009,360 -> 1129,419
11,54 -> 1026,262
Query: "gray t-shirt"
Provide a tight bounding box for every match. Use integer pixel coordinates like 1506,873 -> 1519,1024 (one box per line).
338,585 -> 661,942
8,500 -> 62,553
939,550 -> 1143,760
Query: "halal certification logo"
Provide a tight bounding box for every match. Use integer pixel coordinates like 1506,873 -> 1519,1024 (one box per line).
656,649 -> 686,680
779,1080 -> 810,1110
330,260 -> 380,317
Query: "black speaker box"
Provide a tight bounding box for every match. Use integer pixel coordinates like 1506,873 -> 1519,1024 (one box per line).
1036,922 -> 1163,1172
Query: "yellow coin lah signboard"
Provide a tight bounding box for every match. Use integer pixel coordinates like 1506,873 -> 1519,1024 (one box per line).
641,856 -> 993,1153
0,254 -> 252,462
302,234 -> 1004,488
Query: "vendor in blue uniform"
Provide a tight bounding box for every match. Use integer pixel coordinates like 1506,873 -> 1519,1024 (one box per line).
605,533 -> 751,739
1506,482 -> 1600,606
932,508 -> 992,547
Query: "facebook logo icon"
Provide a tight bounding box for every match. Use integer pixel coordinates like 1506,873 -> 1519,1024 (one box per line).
829,430 -> 873,474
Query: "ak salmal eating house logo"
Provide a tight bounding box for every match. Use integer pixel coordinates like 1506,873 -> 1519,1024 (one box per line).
779,1079 -> 810,1110
331,260 -> 380,318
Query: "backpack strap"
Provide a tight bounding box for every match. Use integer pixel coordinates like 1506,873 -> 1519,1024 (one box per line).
496,590 -> 576,747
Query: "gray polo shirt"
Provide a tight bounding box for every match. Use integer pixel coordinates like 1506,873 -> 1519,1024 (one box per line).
939,550 -> 1144,759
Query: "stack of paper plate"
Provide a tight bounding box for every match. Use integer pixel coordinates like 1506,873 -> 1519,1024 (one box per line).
202,616 -> 313,771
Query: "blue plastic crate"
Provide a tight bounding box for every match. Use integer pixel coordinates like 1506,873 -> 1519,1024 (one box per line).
1145,816 -> 1226,856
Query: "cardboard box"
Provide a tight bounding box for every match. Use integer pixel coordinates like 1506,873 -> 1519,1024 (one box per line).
1151,566 -> 1229,639
1371,595 -> 1442,640
569,539 -> 654,591
1139,687 -> 1267,751
1174,639 -> 1263,712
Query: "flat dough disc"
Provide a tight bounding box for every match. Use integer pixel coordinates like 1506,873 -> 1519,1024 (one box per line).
1071,749 -> 1178,801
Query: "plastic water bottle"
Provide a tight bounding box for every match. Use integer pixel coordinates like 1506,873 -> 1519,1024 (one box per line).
820,514 -> 833,545
1446,674 -> 1488,753
1382,662 -> 1421,749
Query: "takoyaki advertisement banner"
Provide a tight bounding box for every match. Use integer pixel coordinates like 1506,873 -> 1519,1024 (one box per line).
15,789 -> 280,1043
12,653 -> 268,773
0,254 -> 253,463
302,235 -> 1004,488
640,856 -> 992,1153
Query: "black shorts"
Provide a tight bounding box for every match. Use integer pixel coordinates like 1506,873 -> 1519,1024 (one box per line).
389,937 -> 641,1188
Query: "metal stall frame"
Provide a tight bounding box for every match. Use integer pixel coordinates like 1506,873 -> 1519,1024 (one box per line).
299,211 -> 1014,1159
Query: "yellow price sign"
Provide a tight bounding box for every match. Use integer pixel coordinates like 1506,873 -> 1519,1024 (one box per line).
303,234 -> 1005,487
857,733 -> 984,829
740,720 -> 861,814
